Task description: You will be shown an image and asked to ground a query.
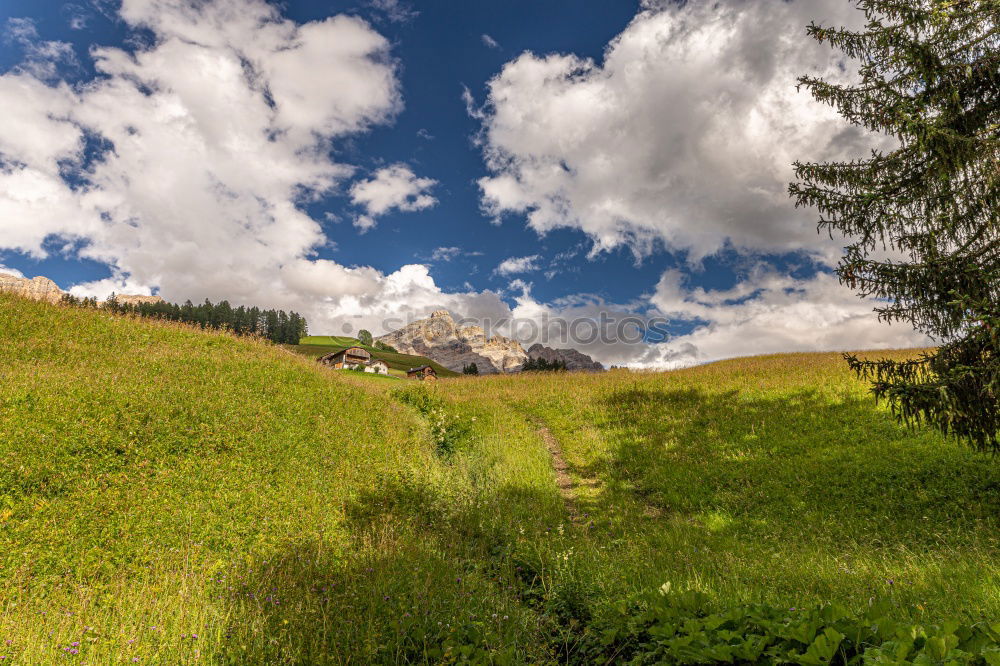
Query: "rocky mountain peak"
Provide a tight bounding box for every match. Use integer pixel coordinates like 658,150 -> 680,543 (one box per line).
527,343 -> 605,372
377,311 -> 527,374
0,274 -> 63,304
0,273 -> 164,307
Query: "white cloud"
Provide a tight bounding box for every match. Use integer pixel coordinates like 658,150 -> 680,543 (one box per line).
0,0 -> 414,328
500,268 -> 930,370
4,18 -> 78,80
475,1 -> 880,264
369,0 -> 417,23
0,265 -> 24,278
0,0 -> 930,370
349,163 -> 437,232
431,246 -> 462,262
494,254 -> 542,276
481,34 -> 500,49
637,269 -> 931,368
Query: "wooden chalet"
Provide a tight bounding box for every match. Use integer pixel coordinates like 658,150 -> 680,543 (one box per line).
406,365 -> 438,381
319,346 -> 372,369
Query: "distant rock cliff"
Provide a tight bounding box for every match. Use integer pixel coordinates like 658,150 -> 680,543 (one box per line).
527,343 -> 605,372
376,310 -> 528,374
0,273 -> 163,307
112,294 -> 167,307
0,274 -> 64,304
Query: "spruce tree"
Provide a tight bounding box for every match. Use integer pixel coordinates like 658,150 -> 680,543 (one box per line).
791,1 -> 1000,451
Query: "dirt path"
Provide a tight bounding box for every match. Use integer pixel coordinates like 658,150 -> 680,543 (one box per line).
536,423 -> 600,523
538,425 -> 578,518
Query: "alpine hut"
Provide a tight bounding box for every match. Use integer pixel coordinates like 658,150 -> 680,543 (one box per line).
406,365 -> 438,381
319,346 -> 372,370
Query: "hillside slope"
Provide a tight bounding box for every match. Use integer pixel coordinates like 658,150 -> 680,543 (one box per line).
0,295 -> 552,662
3,294 -> 999,663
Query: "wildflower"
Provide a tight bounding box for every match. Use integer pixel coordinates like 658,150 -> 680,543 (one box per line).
192,635 -> 198,640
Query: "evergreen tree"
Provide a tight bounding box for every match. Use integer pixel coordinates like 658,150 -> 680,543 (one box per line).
791,1 -> 1000,451
264,310 -> 279,341
463,362 -> 479,375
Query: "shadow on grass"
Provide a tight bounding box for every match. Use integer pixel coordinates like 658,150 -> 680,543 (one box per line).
586,387 -> 1000,545
210,475 -> 565,664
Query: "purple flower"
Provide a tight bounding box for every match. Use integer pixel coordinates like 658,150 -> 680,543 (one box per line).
72,642 -> 79,647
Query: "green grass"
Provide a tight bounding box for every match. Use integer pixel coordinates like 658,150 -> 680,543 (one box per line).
2,294 -> 999,663
288,336 -> 459,377
435,354 -> 1000,625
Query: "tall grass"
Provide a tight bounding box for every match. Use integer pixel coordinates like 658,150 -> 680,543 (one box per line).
2,295 -> 999,663
438,353 -> 1000,627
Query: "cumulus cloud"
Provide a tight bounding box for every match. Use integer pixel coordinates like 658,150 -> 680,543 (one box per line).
0,0 -> 423,331
349,164 -> 438,232
494,254 -> 542,276
0,265 -> 24,278
0,0 -> 929,369
499,269 -> 930,370
637,269 -> 932,368
475,0 -> 881,263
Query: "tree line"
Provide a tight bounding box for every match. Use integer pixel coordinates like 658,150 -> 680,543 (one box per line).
522,357 -> 567,372
60,293 -> 308,345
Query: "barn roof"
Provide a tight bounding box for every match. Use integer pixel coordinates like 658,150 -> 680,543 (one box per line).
407,365 -> 435,373
318,346 -> 371,360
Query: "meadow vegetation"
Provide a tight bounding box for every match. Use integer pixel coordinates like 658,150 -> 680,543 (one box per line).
2,294 -> 999,663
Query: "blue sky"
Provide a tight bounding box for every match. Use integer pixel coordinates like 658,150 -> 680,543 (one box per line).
0,0 -> 928,366
0,0 -> 660,301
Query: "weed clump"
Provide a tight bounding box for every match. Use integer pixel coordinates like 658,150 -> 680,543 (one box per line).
393,386 -> 472,456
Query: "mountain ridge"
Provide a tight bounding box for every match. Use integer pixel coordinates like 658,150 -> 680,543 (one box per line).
376,309 -> 528,374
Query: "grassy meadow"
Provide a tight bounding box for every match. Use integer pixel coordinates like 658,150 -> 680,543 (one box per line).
2,294 -> 999,663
